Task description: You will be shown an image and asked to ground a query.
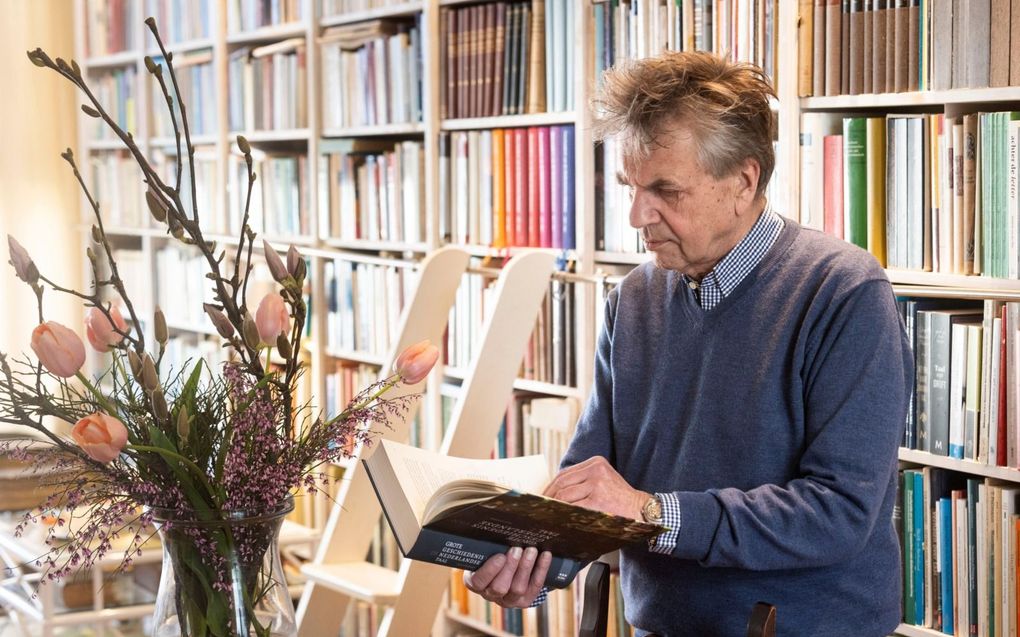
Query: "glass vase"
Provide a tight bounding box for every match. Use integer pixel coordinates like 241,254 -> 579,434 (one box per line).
150,497 -> 297,637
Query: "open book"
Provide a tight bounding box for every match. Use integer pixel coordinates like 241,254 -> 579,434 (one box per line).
363,439 -> 665,589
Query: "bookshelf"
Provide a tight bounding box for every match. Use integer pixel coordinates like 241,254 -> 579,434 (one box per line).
795,3 -> 1020,637
66,1 -> 1020,637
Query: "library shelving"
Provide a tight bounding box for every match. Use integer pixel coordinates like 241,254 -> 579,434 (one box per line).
64,1 -> 1020,637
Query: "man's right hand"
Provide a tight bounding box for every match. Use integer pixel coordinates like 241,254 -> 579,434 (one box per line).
462,546 -> 552,608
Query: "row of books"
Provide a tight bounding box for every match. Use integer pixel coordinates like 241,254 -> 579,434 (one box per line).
321,0 -> 406,17
145,0 -> 212,46
319,139 -> 426,245
227,152 -> 311,239
900,300 -> 1020,470
162,334 -> 230,380
800,111 -> 1020,279
438,126 -> 576,250
155,245 -> 220,329
151,51 -> 217,138
228,41 -> 308,133
90,151 -> 145,229
448,572 -> 577,636
156,147 -> 221,231
84,0 -> 139,56
320,19 -> 423,130
322,258 -> 416,357
227,0 -> 304,35
799,0 -> 1020,98
323,362 -> 379,452
596,137 -> 644,255
896,468 -> 1020,636
90,67 -> 138,140
439,0 -> 576,120
521,276 -> 577,388
595,0 -> 779,86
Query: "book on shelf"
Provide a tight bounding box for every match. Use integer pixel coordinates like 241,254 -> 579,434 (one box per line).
364,439 -> 664,589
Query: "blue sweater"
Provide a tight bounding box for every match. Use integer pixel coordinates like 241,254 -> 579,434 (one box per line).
561,221 -> 914,637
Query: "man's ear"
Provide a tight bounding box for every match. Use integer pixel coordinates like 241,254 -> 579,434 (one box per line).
733,157 -> 761,213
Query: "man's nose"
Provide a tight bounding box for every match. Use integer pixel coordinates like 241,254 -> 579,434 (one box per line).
628,190 -> 657,229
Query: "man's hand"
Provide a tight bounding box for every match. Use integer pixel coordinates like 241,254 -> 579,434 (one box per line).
543,455 -> 648,520
463,547 -> 552,608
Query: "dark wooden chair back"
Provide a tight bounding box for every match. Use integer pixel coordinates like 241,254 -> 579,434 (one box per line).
577,561 -> 776,637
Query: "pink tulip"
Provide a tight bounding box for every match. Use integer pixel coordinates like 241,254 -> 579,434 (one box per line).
84,305 -> 128,352
30,321 -> 86,378
394,340 -> 439,384
71,413 -> 128,464
255,292 -> 290,344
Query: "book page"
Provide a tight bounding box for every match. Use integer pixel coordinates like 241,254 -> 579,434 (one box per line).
378,440 -> 551,522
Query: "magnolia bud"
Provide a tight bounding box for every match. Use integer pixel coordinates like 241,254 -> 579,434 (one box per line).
81,104 -> 101,119
141,354 -> 159,393
276,333 -> 292,360
151,389 -> 169,422
7,236 -> 39,285
146,189 -> 167,223
143,56 -> 157,74
91,225 -> 102,243
154,307 -> 168,345
86,247 -> 96,263
27,50 -> 46,67
203,304 -> 234,339
242,314 -> 260,350
286,245 -> 302,276
263,240 -> 288,283
176,406 -> 190,443
127,350 -> 142,378
237,135 -> 251,155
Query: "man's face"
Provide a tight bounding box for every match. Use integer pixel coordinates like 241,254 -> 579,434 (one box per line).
619,126 -> 757,279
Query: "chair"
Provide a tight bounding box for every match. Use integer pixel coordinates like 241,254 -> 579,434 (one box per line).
578,561 -> 777,637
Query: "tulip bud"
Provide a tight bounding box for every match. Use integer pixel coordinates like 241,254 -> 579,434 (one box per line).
154,307 -> 168,346
151,389 -> 169,422
141,354 -> 159,393
7,236 -> 39,285
242,314 -> 260,350
394,339 -> 440,385
177,406 -> 190,443
263,240 -> 288,283
276,333 -> 292,360
127,350 -> 142,378
145,189 -> 168,223
85,305 -> 128,353
203,304 -> 234,339
255,292 -> 290,345
31,322 -> 86,378
71,413 -> 128,464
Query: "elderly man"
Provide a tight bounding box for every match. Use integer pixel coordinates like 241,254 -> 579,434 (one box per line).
464,51 -> 913,637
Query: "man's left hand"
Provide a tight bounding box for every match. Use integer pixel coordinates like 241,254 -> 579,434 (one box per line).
542,456 -> 648,520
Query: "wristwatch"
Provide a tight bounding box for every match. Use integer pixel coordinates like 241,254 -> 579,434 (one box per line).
640,493 -> 663,525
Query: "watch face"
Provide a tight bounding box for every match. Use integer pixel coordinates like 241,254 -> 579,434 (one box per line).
642,496 -> 662,523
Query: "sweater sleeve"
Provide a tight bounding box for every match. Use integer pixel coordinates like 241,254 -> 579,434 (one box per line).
670,278 -> 914,570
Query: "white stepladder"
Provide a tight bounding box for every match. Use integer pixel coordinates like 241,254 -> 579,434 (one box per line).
296,249 -> 557,637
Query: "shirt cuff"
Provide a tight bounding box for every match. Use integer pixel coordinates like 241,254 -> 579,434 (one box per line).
528,587 -> 549,608
648,492 -> 681,554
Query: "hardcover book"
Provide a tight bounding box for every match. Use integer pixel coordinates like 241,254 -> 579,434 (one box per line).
364,439 -> 664,589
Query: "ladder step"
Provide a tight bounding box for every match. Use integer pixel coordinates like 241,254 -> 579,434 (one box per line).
301,561 -> 402,605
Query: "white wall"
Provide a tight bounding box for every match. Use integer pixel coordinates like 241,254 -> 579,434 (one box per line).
0,0 -> 81,355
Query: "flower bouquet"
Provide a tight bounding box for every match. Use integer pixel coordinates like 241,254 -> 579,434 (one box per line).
2,18 -> 438,637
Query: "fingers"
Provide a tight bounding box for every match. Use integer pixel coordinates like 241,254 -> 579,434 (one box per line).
543,456 -> 606,498
463,547 -> 548,608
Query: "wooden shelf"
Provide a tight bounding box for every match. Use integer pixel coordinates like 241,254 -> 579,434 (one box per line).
323,237 -> 429,253
594,250 -> 651,265
320,2 -> 424,27
165,321 -> 220,337
440,111 -> 576,130
321,122 -> 424,137
147,37 -> 215,56
887,270 -> 1020,298
801,87 -> 1020,110
300,561 -> 401,605
82,50 -> 137,69
150,134 -> 218,147
233,129 -> 311,143
226,22 -> 308,45
893,623 -> 950,637
898,449 -> 1020,484
86,138 -> 130,151
323,349 -> 385,366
